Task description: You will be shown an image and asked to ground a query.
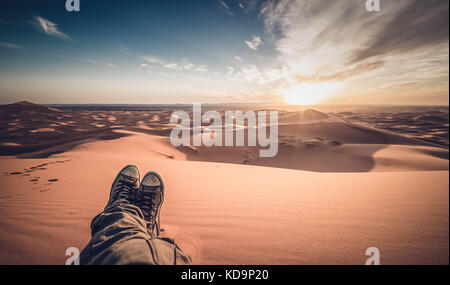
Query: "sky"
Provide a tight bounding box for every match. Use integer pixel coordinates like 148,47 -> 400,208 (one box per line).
0,0 -> 448,105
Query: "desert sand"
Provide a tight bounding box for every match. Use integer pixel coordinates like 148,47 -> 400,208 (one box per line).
0,101 -> 448,264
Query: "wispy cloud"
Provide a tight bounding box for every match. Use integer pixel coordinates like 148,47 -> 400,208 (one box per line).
116,43 -> 130,56
233,64 -> 287,85
142,55 -> 206,72
258,0 -> 449,89
33,16 -> 72,40
195,65 -> 208,72
81,59 -> 115,68
142,56 -> 164,64
164,63 -> 179,70
245,36 -> 262,50
239,0 -> 259,13
350,0 -> 449,63
0,42 -> 24,49
226,66 -> 234,76
183,63 -> 194,70
218,0 -> 233,16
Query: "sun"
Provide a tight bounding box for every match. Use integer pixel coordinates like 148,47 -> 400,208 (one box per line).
282,82 -> 342,105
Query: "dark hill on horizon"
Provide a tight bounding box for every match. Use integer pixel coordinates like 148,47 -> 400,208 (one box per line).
0,101 -> 62,115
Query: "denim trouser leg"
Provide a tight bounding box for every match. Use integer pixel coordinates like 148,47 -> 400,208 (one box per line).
80,200 -> 191,265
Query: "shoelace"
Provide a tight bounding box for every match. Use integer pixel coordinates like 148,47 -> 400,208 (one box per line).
111,179 -> 134,201
138,186 -> 161,232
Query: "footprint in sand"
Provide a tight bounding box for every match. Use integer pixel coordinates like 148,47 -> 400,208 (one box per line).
0,195 -> 13,201
4,160 -> 70,192
330,140 -> 342,146
54,159 -> 72,164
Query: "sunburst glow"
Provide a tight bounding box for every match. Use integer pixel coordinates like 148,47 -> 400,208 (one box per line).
282,82 -> 342,105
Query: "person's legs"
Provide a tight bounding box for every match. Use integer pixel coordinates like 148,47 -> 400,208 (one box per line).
80,200 -> 158,264
135,171 -> 166,238
79,165 -> 191,265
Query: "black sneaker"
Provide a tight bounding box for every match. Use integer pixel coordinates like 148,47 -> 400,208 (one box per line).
135,171 -> 165,237
105,165 -> 140,210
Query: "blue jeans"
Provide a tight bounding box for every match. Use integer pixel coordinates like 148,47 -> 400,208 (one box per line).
80,200 -> 191,265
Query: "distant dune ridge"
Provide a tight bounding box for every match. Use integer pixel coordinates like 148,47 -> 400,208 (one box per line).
0,101 -> 448,166
0,101 -> 448,264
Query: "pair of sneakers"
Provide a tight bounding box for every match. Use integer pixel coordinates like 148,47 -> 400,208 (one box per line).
105,165 -> 165,238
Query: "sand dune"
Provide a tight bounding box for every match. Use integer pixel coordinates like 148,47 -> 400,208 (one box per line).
0,102 -> 448,264
337,107 -> 449,148
0,134 -> 447,264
